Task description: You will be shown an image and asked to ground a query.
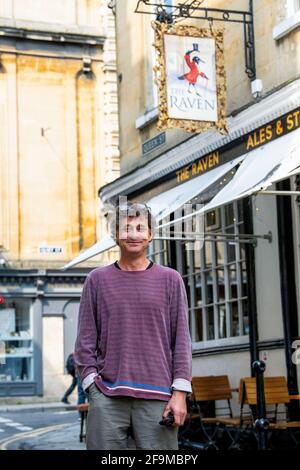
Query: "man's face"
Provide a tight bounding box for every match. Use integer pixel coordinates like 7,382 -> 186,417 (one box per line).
116,215 -> 153,255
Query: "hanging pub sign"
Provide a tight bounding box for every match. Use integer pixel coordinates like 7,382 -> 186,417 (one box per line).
152,22 -> 228,134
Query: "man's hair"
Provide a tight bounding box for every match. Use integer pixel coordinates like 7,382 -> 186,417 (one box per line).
108,202 -> 156,241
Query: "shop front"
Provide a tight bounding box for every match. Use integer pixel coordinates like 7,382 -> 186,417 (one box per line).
0,269 -> 88,399
0,296 -> 39,395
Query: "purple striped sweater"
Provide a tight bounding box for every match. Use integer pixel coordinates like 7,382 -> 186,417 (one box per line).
74,262 -> 192,401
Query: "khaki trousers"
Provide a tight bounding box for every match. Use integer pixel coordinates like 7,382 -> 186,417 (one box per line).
86,383 -> 178,450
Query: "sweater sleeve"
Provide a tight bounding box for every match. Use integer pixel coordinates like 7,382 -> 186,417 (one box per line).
170,272 -> 193,383
74,274 -> 99,382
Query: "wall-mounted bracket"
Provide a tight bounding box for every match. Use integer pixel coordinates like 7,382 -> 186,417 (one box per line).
135,0 -> 256,80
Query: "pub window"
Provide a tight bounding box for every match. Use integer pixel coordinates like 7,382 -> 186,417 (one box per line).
178,200 -> 249,345
273,0 -> 300,40
147,199 -> 249,346
148,238 -> 169,266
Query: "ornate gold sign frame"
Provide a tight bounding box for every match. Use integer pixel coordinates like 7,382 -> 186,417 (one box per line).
152,21 -> 228,134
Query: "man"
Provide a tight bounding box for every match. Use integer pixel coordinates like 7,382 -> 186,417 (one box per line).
74,202 -> 192,450
61,352 -> 76,404
61,351 -> 87,406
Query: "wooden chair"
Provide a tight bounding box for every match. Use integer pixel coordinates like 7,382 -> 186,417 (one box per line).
181,375 -> 244,449
241,376 -> 300,448
77,403 -> 89,442
191,375 -> 239,424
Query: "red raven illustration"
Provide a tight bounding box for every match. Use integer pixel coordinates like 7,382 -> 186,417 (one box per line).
178,44 -> 209,95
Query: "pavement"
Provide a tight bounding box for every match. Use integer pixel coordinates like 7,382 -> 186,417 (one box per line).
0,402 -> 85,450
0,402 -> 137,450
6,424 -> 137,450
6,422 -> 86,450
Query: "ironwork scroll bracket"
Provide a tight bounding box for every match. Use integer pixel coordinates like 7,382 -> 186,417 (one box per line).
135,0 -> 256,80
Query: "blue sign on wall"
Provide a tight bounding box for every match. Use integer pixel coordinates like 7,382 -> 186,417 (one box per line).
142,132 -> 166,156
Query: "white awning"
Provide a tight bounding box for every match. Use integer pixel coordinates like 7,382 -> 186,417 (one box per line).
147,155 -> 244,220
61,235 -> 116,271
61,156 -> 243,270
202,126 -> 300,213
157,127 -> 300,231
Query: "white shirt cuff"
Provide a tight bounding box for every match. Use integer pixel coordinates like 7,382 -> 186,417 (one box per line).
82,373 -> 97,391
171,378 -> 192,393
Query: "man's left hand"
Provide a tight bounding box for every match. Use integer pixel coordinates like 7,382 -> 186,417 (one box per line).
163,390 -> 187,427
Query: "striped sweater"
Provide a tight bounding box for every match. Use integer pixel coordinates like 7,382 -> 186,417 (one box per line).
74,262 -> 192,401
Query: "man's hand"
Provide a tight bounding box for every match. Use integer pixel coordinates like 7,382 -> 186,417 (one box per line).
163,390 -> 187,427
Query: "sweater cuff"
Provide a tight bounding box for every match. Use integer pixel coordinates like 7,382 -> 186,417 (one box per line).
171,378 -> 192,393
82,373 -> 97,391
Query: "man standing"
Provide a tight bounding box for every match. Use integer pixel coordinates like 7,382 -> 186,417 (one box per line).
74,202 -> 192,450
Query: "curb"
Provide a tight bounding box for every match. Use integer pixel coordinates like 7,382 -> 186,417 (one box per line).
0,403 -> 77,413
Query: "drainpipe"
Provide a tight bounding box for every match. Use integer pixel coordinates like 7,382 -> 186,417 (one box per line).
243,197 -> 259,369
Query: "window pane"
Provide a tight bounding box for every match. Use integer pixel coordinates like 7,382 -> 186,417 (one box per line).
217,269 -> 225,302
242,262 -> 248,297
227,241 -> 236,263
204,242 -> 212,268
163,242 -> 168,265
206,210 -> 219,231
228,264 -> 238,299
195,272 -> 202,305
237,200 -> 244,222
218,305 -> 227,338
204,271 -> 213,304
207,307 -> 215,340
216,242 -> 225,265
0,356 -> 32,382
195,308 -> 203,342
0,298 -> 33,383
184,242 -> 190,269
242,300 -> 249,335
225,204 -> 234,226
240,244 -> 246,261
184,277 -> 191,307
230,302 -> 239,336
194,247 -> 201,270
